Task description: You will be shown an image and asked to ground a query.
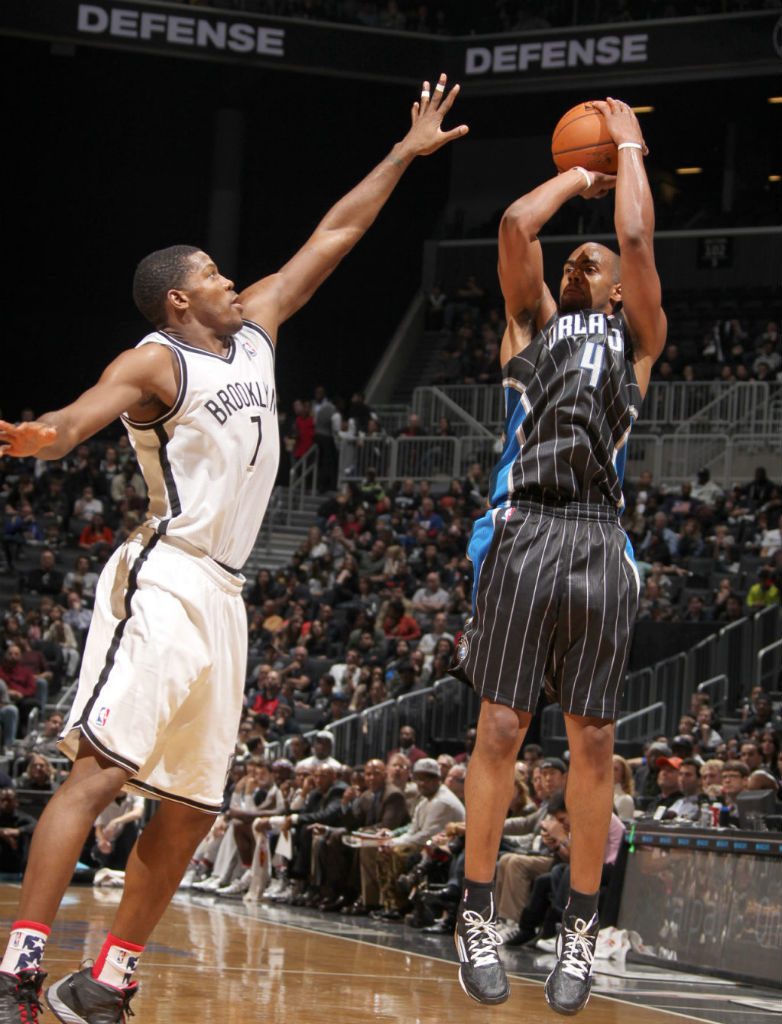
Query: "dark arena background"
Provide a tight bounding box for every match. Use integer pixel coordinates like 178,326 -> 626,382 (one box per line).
0,3 -> 781,1023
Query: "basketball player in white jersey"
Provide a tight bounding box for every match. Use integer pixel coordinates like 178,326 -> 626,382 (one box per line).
0,74 -> 467,1024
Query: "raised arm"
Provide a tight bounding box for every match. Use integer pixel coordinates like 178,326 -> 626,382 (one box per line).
497,168 -> 615,364
0,343 -> 178,460
239,73 -> 468,340
594,98 -> 667,397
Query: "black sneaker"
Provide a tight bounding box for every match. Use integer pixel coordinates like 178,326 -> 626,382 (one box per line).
544,913 -> 599,1015
0,969 -> 46,1023
454,904 -> 510,1005
46,968 -> 137,1023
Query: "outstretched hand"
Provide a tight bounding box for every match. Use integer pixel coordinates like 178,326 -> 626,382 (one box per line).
0,419 -> 58,458
404,73 -> 469,156
593,97 -> 649,155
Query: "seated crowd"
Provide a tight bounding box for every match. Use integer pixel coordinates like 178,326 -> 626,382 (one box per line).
0,408 -> 779,940
173,682 -> 782,951
425,276 -> 780,390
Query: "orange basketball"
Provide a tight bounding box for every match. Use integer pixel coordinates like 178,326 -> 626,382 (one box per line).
552,102 -> 618,175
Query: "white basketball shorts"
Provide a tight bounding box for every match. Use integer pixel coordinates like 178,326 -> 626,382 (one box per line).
59,528 -> 247,811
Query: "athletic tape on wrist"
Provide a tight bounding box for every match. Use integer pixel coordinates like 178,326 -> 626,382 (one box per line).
618,142 -> 643,152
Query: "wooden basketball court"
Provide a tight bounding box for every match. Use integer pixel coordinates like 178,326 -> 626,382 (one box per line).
1,884 -> 778,1023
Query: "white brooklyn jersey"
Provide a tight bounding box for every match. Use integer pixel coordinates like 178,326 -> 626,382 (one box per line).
123,320 -> 279,570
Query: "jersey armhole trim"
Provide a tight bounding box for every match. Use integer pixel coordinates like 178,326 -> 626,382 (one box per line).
122,341 -> 188,430
242,319 -> 276,360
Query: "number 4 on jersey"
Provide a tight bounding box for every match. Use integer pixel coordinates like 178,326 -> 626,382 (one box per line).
579,341 -> 605,388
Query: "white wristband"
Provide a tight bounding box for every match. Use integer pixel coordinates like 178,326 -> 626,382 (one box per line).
573,165 -> 593,191
618,142 -> 643,152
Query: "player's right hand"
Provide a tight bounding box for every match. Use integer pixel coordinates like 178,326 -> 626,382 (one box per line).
0,420 -> 58,457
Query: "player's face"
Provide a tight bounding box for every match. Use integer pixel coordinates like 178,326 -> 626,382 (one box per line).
180,252 -> 243,334
559,245 -> 619,313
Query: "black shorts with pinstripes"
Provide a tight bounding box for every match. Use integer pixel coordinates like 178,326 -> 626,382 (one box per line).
453,501 -> 641,721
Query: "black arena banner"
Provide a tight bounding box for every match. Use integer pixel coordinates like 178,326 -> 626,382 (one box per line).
0,2 -> 779,91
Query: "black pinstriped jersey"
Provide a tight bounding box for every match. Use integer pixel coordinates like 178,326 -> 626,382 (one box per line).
489,307 -> 642,508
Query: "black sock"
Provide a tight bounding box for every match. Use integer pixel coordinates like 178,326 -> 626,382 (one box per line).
462,878 -> 495,918
565,888 -> 599,925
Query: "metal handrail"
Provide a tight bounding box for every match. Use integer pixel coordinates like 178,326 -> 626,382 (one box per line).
286,446 -> 318,521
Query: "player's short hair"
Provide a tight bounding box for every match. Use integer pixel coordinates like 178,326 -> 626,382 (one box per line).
132,244 -> 201,326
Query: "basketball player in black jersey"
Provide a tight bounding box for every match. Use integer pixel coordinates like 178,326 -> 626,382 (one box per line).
0,76 -> 467,1024
453,99 -> 666,1014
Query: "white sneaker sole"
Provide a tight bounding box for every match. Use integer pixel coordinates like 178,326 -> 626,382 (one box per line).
45,979 -> 88,1024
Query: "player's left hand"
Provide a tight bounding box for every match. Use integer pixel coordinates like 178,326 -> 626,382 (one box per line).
593,98 -> 649,155
0,420 -> 58,458
404,73 -> 469,156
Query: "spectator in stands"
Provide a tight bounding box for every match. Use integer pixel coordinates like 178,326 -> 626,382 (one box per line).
759,730 -> 781,779
20,549 -> 63,596
0,788 -> 36,875
745,467 -> 775,509
417,610 -> 454,657
713,593 -> 745,624
389,724 -> 427,767
3,504 -> 43,572
699,759 -> 724,800
62,553 -> 98,606
0,644 -> 40,735
372,757 -> 464,920
612,755 -> 635,819
760,513 -> 782,558
297,732 -> 341,773
92,793 -> 146,872
382,598 -> 422,642
694,706 -> 723,753
15,754 -> 57,795
741,692 -> 781,741
648,755 -> 684,814
411,571 -> 450,629
77,512 -> 113,552
692,467 -> 723,505
62,591 -> 92,637
747,566 -> 780,608
719,760 -> 750,823
14,710 -> 64,764
739,739 -> 764,775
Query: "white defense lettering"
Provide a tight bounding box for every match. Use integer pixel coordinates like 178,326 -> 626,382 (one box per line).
541,40 -> 567,68
465,47 -> 492,74
197,20 -> 226,48
257,28 -> 284,56
77,5 -> 108,32
465,32 -> 648,76
517,43 -> 542,70
139,12 -> 167,39
228,23 -> 255,53
75,4 -> 286,57
623,34 -> 648,62
110,9 -> 138,38
596,36 -> 621,64
167,16 -> 195,45
493,45 -> 517,72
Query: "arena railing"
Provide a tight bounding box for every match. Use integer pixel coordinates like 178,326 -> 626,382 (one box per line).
412,382 -> 781,438
337,430 -> 775,490
615,703 -> 666,745
396,688 -> 436,750
430,676 -> 481,750
756,640 -> 782,694
696,674 -> 730,709
287,444 -> 318,519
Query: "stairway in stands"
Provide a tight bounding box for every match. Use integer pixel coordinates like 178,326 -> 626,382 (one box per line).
243,489 -> 323,575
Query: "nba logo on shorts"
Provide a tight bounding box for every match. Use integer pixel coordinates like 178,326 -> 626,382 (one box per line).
95,706 -> 111,727
503,508 -> 513,522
